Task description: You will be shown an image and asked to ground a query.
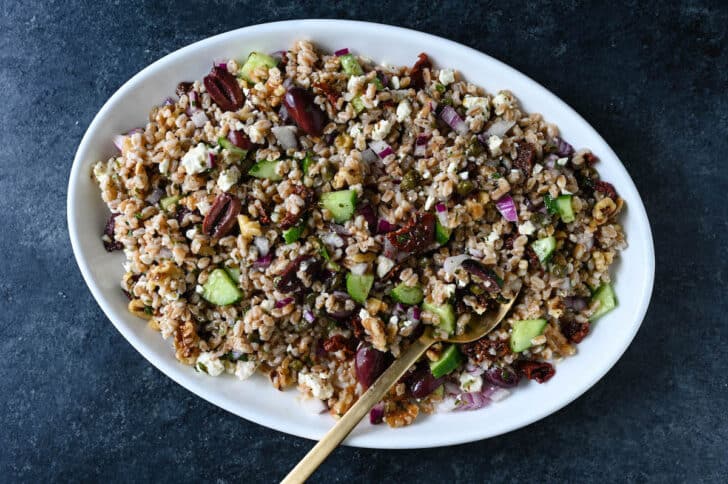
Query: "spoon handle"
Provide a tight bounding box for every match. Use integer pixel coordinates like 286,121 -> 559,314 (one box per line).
282,335 -> 434,484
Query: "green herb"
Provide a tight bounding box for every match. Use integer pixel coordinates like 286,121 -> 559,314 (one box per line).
197,362 -> 208,374
435,83 -> 446,93
371,77 -> 384,91
144,306 -> 153,315
490,172 -> 502,180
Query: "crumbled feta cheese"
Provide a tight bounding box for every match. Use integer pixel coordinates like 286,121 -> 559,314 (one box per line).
459,372 -> 483,393
462,95 -> 490,117
181,143 -> 209,175
247,124 -> 266,144
234,120 -> 245,131
298,372 -> 334,400
438,68 -> 455,85
422,170 -> 431,179
391,76 -> 400,89
485,230 -> 500,246
447,162 -> 458,173
444,284 -> 456,298
557,157 -> 569,166
532,163 -> 543,174
458,171 -> 469,180
348,123 -> 363,138
195,352 -> 224,376
217,166 -> 240,192
195,284 -> 204,294
377,256 -> 396,278
488,135 -> 503,157
396,100 -> 412,123
371,119 -> 393,141
518,220 -> 536,236
159,158 -> 170,175
492,91 -> 515,115
234,361 -> 256,380
359,308 -> 371,320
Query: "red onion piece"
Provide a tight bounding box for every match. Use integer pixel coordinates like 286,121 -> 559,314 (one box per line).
334,48 -> 350,56
480,118 -> 516,139
145,187 -> 165,205
554,136 -> 575,157
544,153 -> 558,169
162,97 -> 175,106
407,305 -> 421,322
369,140 -> 393,159
414,134 -> 430,157
330,223 -> 350,236
495,195 -> 518,222
439,105 -> 469,135
370,402 -> 384,424
564,296 -> 589,311
191,110 -> 209,128
303,309 -> 316,323
112,135 -> 126,152
274,297 -> 294,309
377,219 -> 396,234
207,151 -> 216,169
253,253 -> 273,268
356,204 -> 377,233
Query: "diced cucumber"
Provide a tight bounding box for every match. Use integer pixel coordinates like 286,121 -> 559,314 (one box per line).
390,283 -> 424,305
201,268 -> 243,306
218,137 -> 247,157
429,345 -> 463,378
159,195 -> 179,211
543,193 -> 559,215
283,224 -> 305,244
351,96 -> 366,114
510,318 -> 548,352
346,273 -> 374,304
555,195 -> 575,223
321,190 -> 357,223
249,160 -> 283,181
422,301 -> 456,335
435,218 -> 451,245
301,153 -> 315,175
239,52 -> 279,82
371,77 -> 385,91
531,236 -> 556,263
339,53 -> 363,75
225,267 -> 241,282
591,283 -> 617,319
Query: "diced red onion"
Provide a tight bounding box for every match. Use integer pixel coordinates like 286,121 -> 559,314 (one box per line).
376,256 -> 395,278
495,195 -> 518,222
544,153 -> 558,169
429,100 -> 438,112
564,296 -> 589,311
369,140 -> 393,159
468,247 -> 484,258
112,134 -> 126,152
271,125 -> 298,150
253,253 -> 272,268
145,187 -> 165,205
356,204 -> 377,233
484,385 -> 510,402
330,223 -> 350,236
361,148 -> 379,163
253,236 -> 270,257
443,254 -> 470,274
394,302 -> 406,314
189,91 -> 199,109
334,48 -> 350,56
213,59 -> 228,69
554,136 -> 575,157
274,297 -> 294,309
303,308 -> 316,323
377,219 -> 396,234
455,391 -> 490,411
435,203 -> 448,228
439,105 -> 469,135
414,134 -> 430,157
465,362 -> 484,376
370,402 -> 384,424
481,119 -> 516,139
207,151 -> 216,169
407,305 -> 421,322
162,97 -> 175,106
191,110 -> 208,128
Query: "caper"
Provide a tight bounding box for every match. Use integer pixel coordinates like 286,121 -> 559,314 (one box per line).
531,212 -> 547,226
465,140 -> 484,157
400,169 -> 421,191
456,180 -> 475,197
550,263 -> 568,278
289,359 -> 303,371
469,284 -> 485,295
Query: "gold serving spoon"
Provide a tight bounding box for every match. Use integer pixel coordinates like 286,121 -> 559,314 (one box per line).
282,288 -> 520,483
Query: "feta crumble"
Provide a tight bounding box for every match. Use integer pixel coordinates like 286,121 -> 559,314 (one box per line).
518,220 -> 536,236
396,100 -> 412,123
234,360 -> 257,380
487,135 -> 503,157
195,352 -> 224,376
371,119 -> 393,140
181,143 -> 210,175
462,95 -> 491,117
217,166 -> 240,192
459,372 -> 483,393
438,68 -> 455,85
298,372 -> 334,400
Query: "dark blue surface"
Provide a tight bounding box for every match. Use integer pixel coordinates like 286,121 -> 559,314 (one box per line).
1,1 -> 726,482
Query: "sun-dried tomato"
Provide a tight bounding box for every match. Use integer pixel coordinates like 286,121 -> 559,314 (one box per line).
349,315 -> 366,341
323,334 -> 356,356
313,81 -> 340,106
409,53 -> 431,89
514,142 -> 535,175
525,246 -> 541,269
386,212 -> 435,253
594,180 -> 618,200
560,319 -> 590,344
462,337 -> 511,364
583,152 -> 599,165
516,360 -> 555,383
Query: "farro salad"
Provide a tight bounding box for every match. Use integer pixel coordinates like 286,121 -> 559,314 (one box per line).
94,41 -> 625,427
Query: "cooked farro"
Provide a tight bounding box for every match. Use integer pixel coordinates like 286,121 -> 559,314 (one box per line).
94,41 -> 626,425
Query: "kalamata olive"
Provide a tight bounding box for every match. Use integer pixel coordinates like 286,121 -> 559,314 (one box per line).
408,365 -> 444,398
283,87 -> 325,137
461,259 -> 503,293
355,344 -> 388,389
228,130 -> 252,150
483,366 -> 520,388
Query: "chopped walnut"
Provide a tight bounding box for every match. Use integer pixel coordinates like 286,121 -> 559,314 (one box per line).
360,310 -> 388,351
383,398 -> 419,427
174,320 -> 200,364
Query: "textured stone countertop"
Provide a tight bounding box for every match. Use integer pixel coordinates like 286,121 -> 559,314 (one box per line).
1,1 -> 726,482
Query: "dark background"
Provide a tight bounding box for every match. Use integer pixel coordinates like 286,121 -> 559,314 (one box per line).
2,1 -> 726,482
